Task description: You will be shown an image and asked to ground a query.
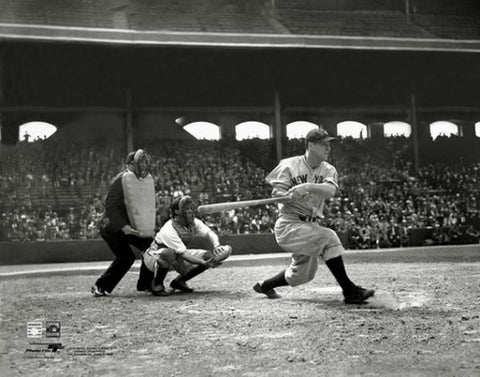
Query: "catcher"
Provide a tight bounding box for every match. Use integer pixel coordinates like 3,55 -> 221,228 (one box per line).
143,195 -> 232,296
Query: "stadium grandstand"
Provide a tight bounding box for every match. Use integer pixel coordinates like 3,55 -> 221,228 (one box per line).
0,0 -> 479,255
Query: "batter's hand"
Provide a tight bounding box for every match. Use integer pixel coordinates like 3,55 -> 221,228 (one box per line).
287,184 -> 310,200
121,225 -> 140,236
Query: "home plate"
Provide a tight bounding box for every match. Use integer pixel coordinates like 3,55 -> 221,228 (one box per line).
311,287 -> 431,310
367,293 -> 405,310
367,291 -> 431,310
310,286 -> 343,294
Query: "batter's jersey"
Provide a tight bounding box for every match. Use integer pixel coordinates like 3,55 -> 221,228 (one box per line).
266,155 -> 339,218
151,218 -> 211,255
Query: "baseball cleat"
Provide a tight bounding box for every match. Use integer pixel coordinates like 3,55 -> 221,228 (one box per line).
151,283 -> 170,296
253,282 -> 281,299
343,285 -> 375,304
170,279 -> 194,293
91,285 -> 107,297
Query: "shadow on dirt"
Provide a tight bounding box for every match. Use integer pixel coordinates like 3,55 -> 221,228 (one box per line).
115,289 -> 243,301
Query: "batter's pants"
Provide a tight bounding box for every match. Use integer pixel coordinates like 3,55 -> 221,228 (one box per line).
274,216 -> 344,287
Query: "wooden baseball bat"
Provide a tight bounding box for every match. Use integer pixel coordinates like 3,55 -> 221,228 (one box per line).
197,196 -> 290,215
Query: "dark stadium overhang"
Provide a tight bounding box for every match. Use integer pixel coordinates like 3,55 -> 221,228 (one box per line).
2,41 -> 480,111
1,24 -> 480,53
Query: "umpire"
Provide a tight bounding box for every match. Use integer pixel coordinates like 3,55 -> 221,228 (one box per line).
91,149 -> 155,296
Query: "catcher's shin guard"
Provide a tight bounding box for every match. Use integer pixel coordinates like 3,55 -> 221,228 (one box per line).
170,265 -> 208,293
179,265 -> 208,282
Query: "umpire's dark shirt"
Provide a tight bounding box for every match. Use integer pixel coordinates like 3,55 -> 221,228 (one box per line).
101,172 -> 130,233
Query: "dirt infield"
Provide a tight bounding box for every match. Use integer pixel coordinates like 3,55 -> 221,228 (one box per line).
1,256 -> 480,376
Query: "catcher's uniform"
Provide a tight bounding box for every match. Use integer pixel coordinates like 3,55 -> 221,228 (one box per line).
266,155 -> 344,286
144,217 -> 230,275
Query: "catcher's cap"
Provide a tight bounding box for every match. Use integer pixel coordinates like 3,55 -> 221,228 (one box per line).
170,196 -> 182,215
305,128 -> 336,145
170,195 -> 193,216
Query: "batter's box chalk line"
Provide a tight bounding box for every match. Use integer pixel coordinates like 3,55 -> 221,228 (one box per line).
309,286 -> 432,310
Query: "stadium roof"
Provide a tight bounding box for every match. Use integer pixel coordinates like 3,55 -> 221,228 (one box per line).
0,0 -> 479,52
1,1 -> 479,115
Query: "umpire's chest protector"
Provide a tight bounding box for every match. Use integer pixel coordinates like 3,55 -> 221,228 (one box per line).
121,171 -> 155,237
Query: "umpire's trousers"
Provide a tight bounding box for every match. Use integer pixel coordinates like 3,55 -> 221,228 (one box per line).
96,229 -> 154,293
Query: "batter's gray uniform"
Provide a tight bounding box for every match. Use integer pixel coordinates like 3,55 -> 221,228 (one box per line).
254,128 -> 374,304
266,155 -> 343,286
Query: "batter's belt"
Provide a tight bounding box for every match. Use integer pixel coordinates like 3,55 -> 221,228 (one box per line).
281,214 -> 323,223
298,215 -> 322,223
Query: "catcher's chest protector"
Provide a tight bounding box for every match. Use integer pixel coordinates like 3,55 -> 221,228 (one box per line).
122,171 -> 155,237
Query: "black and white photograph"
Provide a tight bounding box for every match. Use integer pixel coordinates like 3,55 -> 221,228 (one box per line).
1,1 -> 479,376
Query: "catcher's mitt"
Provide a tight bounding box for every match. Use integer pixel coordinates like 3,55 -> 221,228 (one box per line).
208,245 -> 232,268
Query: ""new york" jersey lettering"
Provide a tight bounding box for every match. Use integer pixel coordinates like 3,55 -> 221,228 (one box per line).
290,174 -> 324,186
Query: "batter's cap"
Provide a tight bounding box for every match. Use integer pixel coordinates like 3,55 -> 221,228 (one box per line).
305,128 -> 336,145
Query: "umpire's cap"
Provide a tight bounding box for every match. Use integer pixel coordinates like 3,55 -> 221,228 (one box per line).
305,128 -> 336,148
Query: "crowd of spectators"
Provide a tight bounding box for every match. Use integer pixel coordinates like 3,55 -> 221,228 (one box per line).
1,135 -> 479,248
277,135 -> 480,248
0,200 -> 104,242
0,137 -> 121,191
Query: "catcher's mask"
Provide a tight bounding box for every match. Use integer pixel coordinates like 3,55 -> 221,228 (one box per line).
170,195 -> 195,226
128,149 -> 152,179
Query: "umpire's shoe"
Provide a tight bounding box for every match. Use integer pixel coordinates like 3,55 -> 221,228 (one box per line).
253,282 -> 281,299
343,285 -> 375,304
170,279 -> 194,293
137,284 -> 153,293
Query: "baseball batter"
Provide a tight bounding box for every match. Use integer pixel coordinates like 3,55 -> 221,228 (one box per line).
253,128 -> 375,304
143,195 -> 232,296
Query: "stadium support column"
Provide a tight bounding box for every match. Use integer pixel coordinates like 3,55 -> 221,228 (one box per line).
0,55 -> 3,143
274,90 -> 283,161
410,93 -> 420,175
405,0 -> 411,23
0,51 -> 3,106
0,118 -> 19,145
126,88 -> 133,152
218,115 -> 236,143
0,50 -> 19,145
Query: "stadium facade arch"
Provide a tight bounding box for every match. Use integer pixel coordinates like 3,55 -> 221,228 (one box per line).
0,0 -> 479,167
18,121 -> 57,142
429,120 -> 460,140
